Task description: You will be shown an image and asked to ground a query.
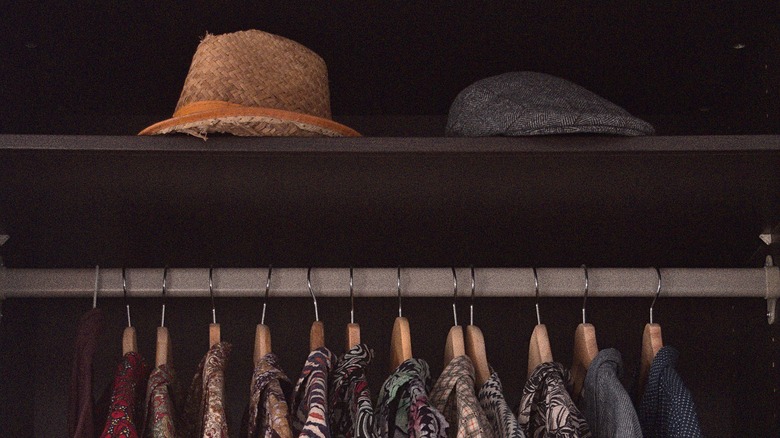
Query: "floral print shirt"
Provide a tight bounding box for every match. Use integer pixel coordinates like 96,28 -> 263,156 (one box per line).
375,358 -> 448,438
516,362 -> 591,438
100,351 -> 150,438
290,347 -> 334,438
429,355 -> 494,438
243,353 -> 294,438
180,342 -> 232,438
329,344 -> 375,438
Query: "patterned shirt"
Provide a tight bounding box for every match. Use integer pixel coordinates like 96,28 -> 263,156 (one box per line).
638,346 -> 702,438
100,351 -> 150,438
516,362 -> 591,438
580,349 -> 641,438
143,364 -> 178,438
243,353 -> 294,438
69,307 -> 105,438
181,342 -> 232,438
329,344 -> 375,438
477,371 -> 526,438
290,347 -> 334,438
429,356 -> 494,438
375,358 -> 448,438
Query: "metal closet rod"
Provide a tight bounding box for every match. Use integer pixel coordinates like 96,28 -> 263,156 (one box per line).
0,267 -> 778,299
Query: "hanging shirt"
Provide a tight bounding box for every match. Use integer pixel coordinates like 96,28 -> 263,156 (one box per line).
68,307 -> 105,438
242,352 -> 294,438
329,344 -> 375,438
638,346 -> 702,438
429,355 -> 494,438
180,341 -> 233,438
143,364 -> 179,438
579,349 -> 641,438
477,371 -> 526,438
375,358 -> 448,438
290,347 -> 334,438
516,362 -> 591,438
100,351 -> 150,438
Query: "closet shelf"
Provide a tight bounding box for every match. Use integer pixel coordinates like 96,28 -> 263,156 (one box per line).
1,134 -> 779,269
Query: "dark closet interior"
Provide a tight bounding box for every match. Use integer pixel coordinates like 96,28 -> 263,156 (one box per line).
1,2 -> 779,437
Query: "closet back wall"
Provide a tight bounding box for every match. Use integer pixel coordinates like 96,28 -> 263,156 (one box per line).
1,2 -> 778,135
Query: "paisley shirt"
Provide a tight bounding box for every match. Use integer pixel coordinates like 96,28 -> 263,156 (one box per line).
329,344 -> 375,438
290,347 -> 334,438
375,358 -> 448,438
180,342 -> 232,438
100,351 -> 150,438
243,353 -> 294,438
477,371 -> 526,438
516,362 -> 591,438
429,356 -> 493,438
143,364 -> 178,438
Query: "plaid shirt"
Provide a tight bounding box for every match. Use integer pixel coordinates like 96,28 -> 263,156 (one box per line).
429,356 -> 494,438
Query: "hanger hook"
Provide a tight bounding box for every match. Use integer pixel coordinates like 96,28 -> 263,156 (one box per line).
470,266 -> 476,325
349,267 -> 355,324
533,267 -> 541,325
161,267 -> 168,327
209,267 -> 216,324
262,265 -> 271,325
93,265 -> 100,309
122,267 -> 131,328
650,267 -> 661,324
397,266 -> 402,318
451,267 -> 458,326
308,267 -> 319,322
581,264 -> 589,324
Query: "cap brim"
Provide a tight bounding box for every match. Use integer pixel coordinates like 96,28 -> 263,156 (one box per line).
138,105 -> 360,138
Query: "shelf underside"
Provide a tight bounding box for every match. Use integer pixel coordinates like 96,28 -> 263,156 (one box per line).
1,135 -> 778,268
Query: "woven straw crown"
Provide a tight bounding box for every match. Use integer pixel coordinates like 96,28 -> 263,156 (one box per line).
139,30 -> 359,138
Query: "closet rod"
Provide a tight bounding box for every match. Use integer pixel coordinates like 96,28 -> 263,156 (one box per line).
1,267 -> 778,299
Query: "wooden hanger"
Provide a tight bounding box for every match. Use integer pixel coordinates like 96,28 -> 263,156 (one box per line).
571,266 -> 598,400
463,267 -> 490,386
208,267 -> 221,348
528,268 -> 553,378
254,266 -> 274,363
345,267 -> 361,350
391,267 -> 412,370
639,268 -> 664,397
155,267 -> 172,367
444,268 -> 465,366
121,268 -> 137,355
308,268 -> 325,351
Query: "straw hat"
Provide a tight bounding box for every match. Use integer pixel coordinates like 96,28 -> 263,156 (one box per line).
139,30 -> 359,138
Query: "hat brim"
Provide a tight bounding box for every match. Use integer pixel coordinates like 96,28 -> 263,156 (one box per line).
138,105 -> 360,138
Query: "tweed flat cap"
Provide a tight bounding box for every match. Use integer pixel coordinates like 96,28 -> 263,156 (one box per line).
446,72 -> 654,137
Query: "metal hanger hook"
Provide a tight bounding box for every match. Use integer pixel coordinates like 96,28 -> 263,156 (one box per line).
161,266 -> 168,327
581,264 -> 589,324
469,265 -> 475,325
349,267 -> 354,324
209,267 -> 216,324
261,265 -> 271,325
533,267 -> 541,325
650,267 -> 661,324
308,267 -> 319,322
451,267 -> 458,326
122,267 -> 131,328
397,266 -> 402,318
93,265 -> 100,309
